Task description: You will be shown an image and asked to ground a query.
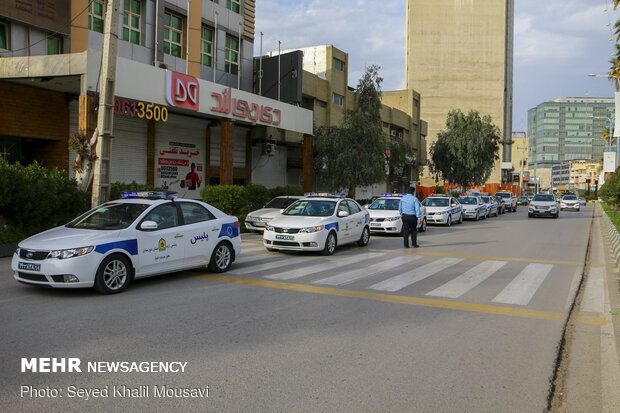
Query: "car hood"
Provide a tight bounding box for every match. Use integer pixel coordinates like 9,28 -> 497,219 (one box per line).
19,226 -> 123,250
562,199 -> 578,203
247,208 -> 281,219
368,209 -> 400,218
424,206 -> 453,213
530,201 -> 556,207
269,216 -> 332,228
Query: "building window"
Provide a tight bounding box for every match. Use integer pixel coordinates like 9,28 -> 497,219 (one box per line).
0,20 -> 9,50
47,35 -> 61,55
88,0 -> 105,33
164,11 -> 184,58
227,0 -> 240,13
332,93 -> 344,106
225,35 -> 239,75
201,26 -> 213,67
315,100 -> 327,108
333,57 -> 345,71
123,0 -> 141,45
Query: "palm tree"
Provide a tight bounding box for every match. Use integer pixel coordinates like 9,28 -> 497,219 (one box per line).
608,44 -> 620,91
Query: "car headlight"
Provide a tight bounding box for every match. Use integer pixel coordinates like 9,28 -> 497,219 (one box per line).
48,246 -> 94,259
264,225 -> 274,231
299,226 -> 324,233
436,211 -> 447,215
14,247 -> 20,256
246,215 -> 256,221
385,216 -> 401,222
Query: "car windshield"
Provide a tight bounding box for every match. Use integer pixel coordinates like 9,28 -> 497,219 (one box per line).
533,194 -> 554,202
480,197 -> 491,203
283,200 -> 336,217
368,198 -> 401,210
459,197 -> 477,205
265,197 -> 298,209
422,198 -> 449,207
67,203 -> 150,230
495,193 -> 510,198
563,195 -> 577,200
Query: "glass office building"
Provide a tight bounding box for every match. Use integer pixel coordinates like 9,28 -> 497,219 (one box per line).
528,97 -> 614,169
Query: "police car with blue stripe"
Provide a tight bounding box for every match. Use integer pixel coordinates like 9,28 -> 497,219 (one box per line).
11,192 -> 241,294
367,194 -> 427,234
262,193 -> 370,255
458,195 -> 488,221
421,195 -> 463,226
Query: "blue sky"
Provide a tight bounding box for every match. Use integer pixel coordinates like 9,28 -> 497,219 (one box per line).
255,0 -> 620,133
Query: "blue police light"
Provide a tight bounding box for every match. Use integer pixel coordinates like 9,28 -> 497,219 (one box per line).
380,194 -> 407,197
304,193 -> 346,198
120,191 -> 177,200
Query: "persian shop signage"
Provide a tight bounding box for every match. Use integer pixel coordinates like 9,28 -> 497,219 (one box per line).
211,88 -> 281,126
166,71 -> 199,111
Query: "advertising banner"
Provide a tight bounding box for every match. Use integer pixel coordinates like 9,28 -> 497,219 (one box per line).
156,141 -> 205,197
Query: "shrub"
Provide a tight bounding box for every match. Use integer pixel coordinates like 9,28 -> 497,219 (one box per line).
599,168 -> 620,206
0,159 -> 90,244
243,183 -> 271,214
268,186 -> 304,198
200,185 -> 247,216
109,181 -> 162,201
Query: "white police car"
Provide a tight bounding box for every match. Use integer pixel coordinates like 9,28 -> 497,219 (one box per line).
367,194 -> 427,234
421,195 -> 463,226
459,196 -> 488,221
263,194 -> 370,255
245,196 -> 303,232
11,192 -> 241,294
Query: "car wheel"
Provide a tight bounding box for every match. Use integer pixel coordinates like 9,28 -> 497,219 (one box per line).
357,226 -> 370,247
209,242 -> 233,273
322,231 -> 337,255
94,254 -> 131,294
446,215 -> 452,227
475,212 -> 479,221
420,218 -> 427,232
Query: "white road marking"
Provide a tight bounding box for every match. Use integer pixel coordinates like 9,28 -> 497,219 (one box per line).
313,255 -> 423,286
368,257 -> 464,293
580,266 -> 605,313
232,257 -> 316,275
492,263 -> 553,306
266,253 -> 385,281
425,260 -> 507,299
564,267 -> 583,311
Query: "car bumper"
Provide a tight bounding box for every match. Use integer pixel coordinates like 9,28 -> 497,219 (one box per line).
11,253 -> 98,288
369,220 -> 402,233
245,220 -> 271,232
263,230 -> 328,251
529,208 -> 558,216
427,214 -> 449,224
462,210 -> 480,219
560,203 -> 579,210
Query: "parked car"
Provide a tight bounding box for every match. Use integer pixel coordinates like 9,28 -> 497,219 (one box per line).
421,195 -> 463,226
367,194 -> 427,234
479,196 -> 499,217
578,197 -> 587,206
459,196 -> 488,221
12,192 -> 241,294
245,196 -> 303,232
493,195 -> 506,214
495,192 -> 517,212
517,196 -> 528,206
528,194 -> 559,218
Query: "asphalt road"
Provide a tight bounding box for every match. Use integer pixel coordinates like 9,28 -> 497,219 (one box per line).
0,204 -> 594,412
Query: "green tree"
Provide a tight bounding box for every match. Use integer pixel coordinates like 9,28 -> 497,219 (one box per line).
313,65 -> 387,197
429,109 -> 501,189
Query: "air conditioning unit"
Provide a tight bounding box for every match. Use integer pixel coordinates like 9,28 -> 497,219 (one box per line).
264,143 -> 277,156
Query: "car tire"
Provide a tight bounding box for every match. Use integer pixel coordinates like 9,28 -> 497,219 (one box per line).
94,254 -> 131,294
357,226 -> 370,247
446,215 -> 452,227
420,218 -> 427,232
322,231 -> 337,255
208,242 -> 233,273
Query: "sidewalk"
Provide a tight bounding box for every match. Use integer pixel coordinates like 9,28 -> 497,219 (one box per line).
563,206 -> 620,412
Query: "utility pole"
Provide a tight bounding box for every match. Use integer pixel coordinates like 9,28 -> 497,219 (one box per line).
91,0 -> 120,207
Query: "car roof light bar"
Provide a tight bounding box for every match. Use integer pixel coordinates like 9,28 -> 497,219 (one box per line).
120,191 -> 177,200
304,193 -> 346,198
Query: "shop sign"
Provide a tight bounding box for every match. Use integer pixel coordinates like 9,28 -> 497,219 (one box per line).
114,97 -> 168,122
157,142 -> 204,195
211,87 -> 281,126
166,71 -> 199,111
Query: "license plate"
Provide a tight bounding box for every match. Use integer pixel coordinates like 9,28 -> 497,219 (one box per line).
370,223 -> 381,227
275,235 -> 295,240
18,262 -> 41,271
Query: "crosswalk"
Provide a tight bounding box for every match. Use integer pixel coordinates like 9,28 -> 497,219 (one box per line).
233,242 -> 580,310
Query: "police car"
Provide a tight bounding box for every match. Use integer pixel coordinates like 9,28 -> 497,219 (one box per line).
366,194 -> 427,234
421,195 -> 463,226
262,194 -> 370,255
458,196 -> 488,220
11,192 -> 241,294
245,196 -> 303,232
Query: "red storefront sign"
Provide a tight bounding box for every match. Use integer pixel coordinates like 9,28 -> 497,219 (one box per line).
166,71 -> 199,111
211,87 -> 281,126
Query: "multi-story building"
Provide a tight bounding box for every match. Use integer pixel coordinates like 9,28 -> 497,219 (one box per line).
405,0 -> 514,186
262,45 -> 427,196
0,0 -> 313,200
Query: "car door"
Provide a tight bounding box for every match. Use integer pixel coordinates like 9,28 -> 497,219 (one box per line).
346,200 -> 365,240
336,200 -> 353,242
136,203 -> 185,276
179,202 -> 220,268
450,198 -> 461,220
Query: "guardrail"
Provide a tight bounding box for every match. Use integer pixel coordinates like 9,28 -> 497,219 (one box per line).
600,204 -> 620,273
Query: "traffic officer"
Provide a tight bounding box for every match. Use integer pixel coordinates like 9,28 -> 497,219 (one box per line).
399,188 -> 422,248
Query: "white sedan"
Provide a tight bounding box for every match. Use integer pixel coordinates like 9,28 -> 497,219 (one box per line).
459,196 -> 488,220
367,194 -> 427,234
263,195 -> 370,255
421,196 -> 463,226
11,192 -> 241,294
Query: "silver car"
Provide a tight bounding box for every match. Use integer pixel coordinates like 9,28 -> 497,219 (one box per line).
528,194 -> 559,218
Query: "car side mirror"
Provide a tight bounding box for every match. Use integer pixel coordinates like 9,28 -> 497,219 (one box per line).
140,220 -> 158,230
364,204 -> 370,209
337,210 -> 349,217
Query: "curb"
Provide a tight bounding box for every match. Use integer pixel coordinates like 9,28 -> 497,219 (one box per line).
599,204 -> 620,279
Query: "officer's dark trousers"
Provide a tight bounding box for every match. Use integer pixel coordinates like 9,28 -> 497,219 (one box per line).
402,214 -> 418,247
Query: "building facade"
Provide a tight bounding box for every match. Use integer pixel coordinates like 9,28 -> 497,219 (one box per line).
0,0 -> 313,201
405,0 -> 514,186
